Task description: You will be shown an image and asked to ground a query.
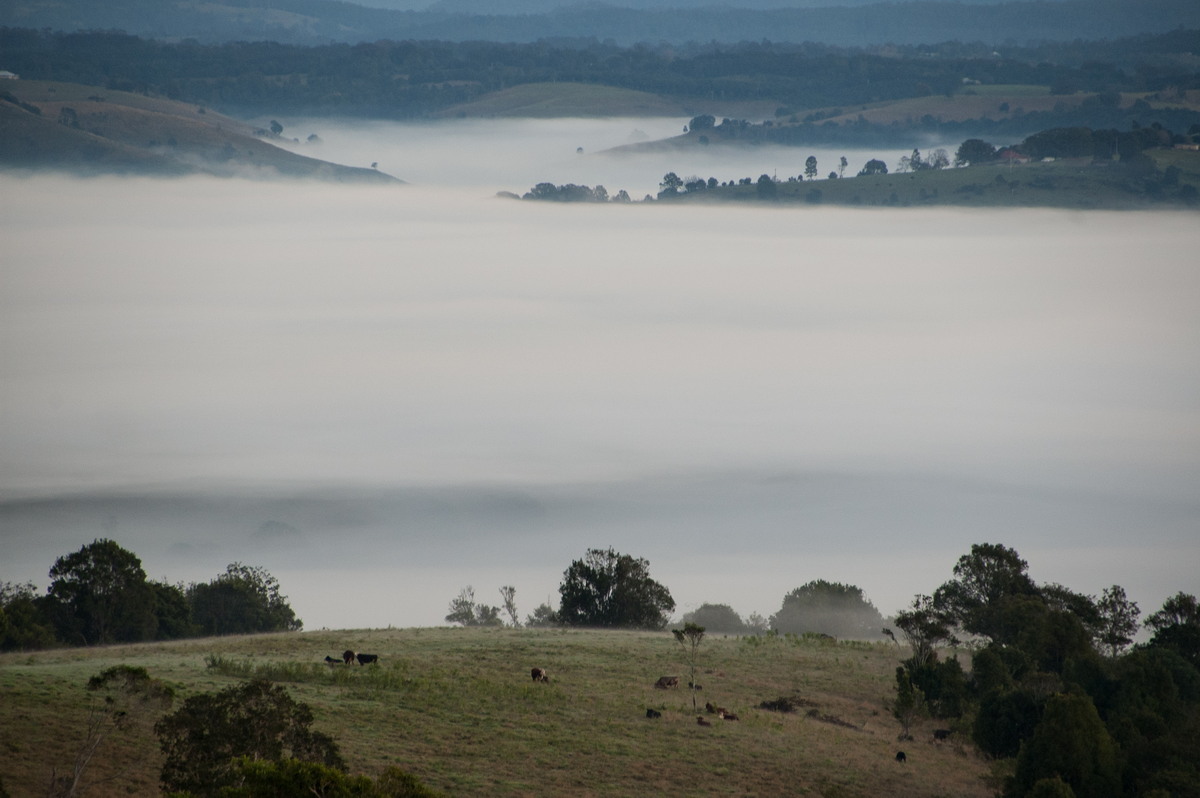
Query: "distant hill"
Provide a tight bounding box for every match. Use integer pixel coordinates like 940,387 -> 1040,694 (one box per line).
0,80 -> 401,181
0,0 -> 1196,47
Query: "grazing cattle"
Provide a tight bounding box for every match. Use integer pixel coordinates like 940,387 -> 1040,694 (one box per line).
654,676 -> 680,689
531,667 -> 549,682
324,656 -> 341,665
719,710 -> 739,721
933,728 -> 952,741
696,716 -> 712,727
688,681 -> 703,690
342,650 -> 356,665
895,751 -> 907,763
646,708 -> 662,719
705,702 -> 717,714
356,653 -> 379,665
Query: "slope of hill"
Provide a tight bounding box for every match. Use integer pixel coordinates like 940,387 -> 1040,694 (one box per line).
433,82 -> 689,118
0,0 -> 1197,46
0,627 -> 994,797
0,80 -> 401,181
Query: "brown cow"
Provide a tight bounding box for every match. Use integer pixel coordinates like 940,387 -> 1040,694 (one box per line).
654,675 -> 680,689
696,716 -> 712,727
531,667 -> 549,682
719,710 -> 739,721
342,649 -> 356,665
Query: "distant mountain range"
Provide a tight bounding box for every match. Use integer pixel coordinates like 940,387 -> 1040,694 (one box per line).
1,0 -> 1196,47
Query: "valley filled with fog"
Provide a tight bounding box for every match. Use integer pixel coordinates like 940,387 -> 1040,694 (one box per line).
2,117 -> 1198,631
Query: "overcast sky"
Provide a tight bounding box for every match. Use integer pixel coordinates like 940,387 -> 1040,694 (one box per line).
2,119 -> 1198,630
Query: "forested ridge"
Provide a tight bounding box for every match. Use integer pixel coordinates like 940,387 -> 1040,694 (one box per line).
1,0 -> 1197,47
2,26 -> 1198,124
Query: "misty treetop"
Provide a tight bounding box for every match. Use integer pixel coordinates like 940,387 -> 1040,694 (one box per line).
0,539 -> 301,651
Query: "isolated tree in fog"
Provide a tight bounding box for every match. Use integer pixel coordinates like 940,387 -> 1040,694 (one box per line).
557,548 -> 675,630
673,622 -> 705,712
858,159 -> 888,176
769,580 -> 884,638
804,155 -> 818,180
445,586 -> 502,627
681,603 -> 746,634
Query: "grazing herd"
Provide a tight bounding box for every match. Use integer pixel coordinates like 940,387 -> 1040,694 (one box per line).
325,649 -> 380,666
320,650 -> 942,766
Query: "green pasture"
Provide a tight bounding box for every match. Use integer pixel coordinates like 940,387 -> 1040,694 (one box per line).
0,627 -> 993,797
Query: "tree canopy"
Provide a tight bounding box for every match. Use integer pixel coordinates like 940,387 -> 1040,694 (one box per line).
187,563 -> 302,636
556,548 -> 675,630
769,580 -> 884,639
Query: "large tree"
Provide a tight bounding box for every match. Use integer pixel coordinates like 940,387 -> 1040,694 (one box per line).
1145,591 -> 1200,668
933,542 -> 1039,644
769,580 -> 884,639
187,563 -> 301,636
46,539 -> 157,646
681,603 -> 746,634
556,548 -> 674,630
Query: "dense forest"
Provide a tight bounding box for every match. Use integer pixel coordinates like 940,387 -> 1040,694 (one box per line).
2,26 -> 1199,130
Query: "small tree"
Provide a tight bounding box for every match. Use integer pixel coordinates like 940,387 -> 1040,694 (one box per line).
499,586 -> 520,627
444,586 -> 503,627
838,155 -> 848,178
49,666 -> 174,797
892,666 -> 927,739
1094,584 -> 1139,657
804,155 -> 818,180
673,622 -> 706,712
155,680 -> 343,796
893,594 -> 957,667
858,159 -> 888,176
525,603 -> 559,628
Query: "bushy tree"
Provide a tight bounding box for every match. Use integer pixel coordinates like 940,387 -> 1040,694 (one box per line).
1094,585 -> 1139,657
444,586 -> 503,627
525,603 -> 559,628
45,539 -> 157,645
893,594 -> 956,667
556,548 -> 674,630
1009,693 -> 1121,798
857,158 -> 888,176
155,680 -> 343,796
804,155 -> 817,180
0,581 -> 56,651
1145,591 -> 1200,668
681,603 -> 746,634
933,542 -> 1039,644
892,666 -> 927,739
187,563 -> 301,636
954,138 -> 997,166
769,580 -> 884,639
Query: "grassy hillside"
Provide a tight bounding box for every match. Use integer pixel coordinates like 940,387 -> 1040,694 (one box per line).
0,80 -> 401,182
434,82 -> 690,118
650,150 -> 1200,210
0,628 -> 994,797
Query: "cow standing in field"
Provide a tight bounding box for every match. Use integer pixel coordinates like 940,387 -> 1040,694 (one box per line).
531,667 -> 549,682
356,653 -> 379,665
342,650 -> 356,665
654,676 -> 680,689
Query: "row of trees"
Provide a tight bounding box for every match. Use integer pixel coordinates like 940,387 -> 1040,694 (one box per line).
0,539 -> 300,651
446,547 -> 886,639
888,543 -> 1200,798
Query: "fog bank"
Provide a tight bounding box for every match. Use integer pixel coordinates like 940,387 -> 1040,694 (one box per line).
2,120 -> 1198,630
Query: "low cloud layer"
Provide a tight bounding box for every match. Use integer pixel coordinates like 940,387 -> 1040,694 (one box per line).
2,120 -> 1198,629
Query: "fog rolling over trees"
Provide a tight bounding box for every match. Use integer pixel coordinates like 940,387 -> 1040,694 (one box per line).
1,113 -> 1199,630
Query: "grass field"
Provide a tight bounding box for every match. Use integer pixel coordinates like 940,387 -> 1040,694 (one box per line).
0,628 -> 995,797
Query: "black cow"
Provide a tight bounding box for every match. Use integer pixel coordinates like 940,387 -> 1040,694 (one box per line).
324,656 -> 341,665
895,751 -> 907,763
933,728 -> 952,741
356,653 -> 379,665
645,708 -> 662,719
